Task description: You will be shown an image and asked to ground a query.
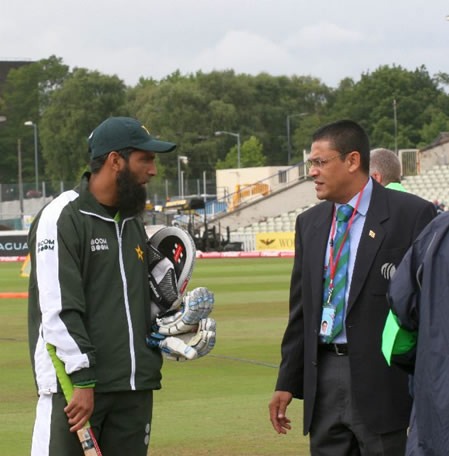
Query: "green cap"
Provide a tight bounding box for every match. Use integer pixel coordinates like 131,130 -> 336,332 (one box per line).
88,117 -> 176,159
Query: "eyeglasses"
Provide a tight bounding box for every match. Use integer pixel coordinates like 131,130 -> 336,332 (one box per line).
306,152 -> 349,169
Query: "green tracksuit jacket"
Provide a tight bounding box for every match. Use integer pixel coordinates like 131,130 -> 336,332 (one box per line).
28,173 -> 162,395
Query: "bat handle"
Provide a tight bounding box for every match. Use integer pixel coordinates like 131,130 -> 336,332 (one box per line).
77,426 -> 102,456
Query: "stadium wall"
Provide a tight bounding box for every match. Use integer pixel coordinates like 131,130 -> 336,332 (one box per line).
208,179 -> 318,231
0,230 -> 28,261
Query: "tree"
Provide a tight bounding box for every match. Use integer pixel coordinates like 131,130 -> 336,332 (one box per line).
329,65 -> 449,150
40,68 -> 126,182
216,136 -> 266,169
0,56 -> 69,183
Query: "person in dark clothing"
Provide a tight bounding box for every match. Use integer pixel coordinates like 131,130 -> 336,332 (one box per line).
384,211 -> 449,455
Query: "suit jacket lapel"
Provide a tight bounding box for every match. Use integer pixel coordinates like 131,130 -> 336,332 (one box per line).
309,202 -> 333,321
347,182 -> 389,313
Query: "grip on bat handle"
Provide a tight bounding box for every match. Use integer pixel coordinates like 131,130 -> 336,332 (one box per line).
77,427 -> 102,455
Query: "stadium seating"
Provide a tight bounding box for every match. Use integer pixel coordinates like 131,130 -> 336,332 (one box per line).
402,164 -> 449,205
233,164 -> 449,237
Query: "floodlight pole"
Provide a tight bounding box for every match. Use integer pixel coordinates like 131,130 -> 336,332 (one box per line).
286,113 -> 307,165
393,99 -> 398,154
24,121 -> 39,190
177,155 -> 188,197
215,130 -> 241,168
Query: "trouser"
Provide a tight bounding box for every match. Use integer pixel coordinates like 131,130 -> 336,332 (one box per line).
31,390 -> 153,456
309,349 -> 407,456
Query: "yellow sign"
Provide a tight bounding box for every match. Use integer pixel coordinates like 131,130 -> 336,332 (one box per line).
256,232 -> 295,251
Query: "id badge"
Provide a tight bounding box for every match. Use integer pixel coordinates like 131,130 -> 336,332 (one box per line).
320,307 -> 335,337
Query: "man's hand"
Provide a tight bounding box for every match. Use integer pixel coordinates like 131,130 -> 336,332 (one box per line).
269,391 -> 293,434
64,387 -> 94,432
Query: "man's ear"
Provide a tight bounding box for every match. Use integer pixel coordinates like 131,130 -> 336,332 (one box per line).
106,151 -> 123,172
371,171 -> 382,184
346,151 -> 361,173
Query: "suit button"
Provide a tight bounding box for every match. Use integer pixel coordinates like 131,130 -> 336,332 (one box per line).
312,361 -> 317,366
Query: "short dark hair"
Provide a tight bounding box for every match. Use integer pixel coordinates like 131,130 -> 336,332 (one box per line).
89,147 -> 135,174
312,119 -> 370,174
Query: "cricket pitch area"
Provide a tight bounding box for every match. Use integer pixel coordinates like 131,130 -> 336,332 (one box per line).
0,258 -> 310,455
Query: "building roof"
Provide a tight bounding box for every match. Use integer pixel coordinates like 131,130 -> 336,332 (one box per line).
420,132 -> 449,152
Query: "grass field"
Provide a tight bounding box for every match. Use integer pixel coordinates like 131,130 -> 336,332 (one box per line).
0,258 -> 310,456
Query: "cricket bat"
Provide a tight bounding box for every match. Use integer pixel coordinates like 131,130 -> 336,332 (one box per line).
46,344 -> 102,456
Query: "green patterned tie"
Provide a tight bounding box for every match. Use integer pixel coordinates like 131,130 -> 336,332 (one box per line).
321,204 -> 354,342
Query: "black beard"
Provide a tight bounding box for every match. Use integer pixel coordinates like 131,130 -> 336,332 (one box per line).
116,165 -> 147,218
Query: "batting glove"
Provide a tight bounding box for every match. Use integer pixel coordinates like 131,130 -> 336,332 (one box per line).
147,318 -> 216,361
155,287 -> 214,335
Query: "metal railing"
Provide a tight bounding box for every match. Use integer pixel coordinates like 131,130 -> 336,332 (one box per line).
206,161 -> 308,220
0,162 -> 309,230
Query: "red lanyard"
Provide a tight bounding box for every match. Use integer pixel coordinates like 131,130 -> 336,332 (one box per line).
328,186 -> 365,290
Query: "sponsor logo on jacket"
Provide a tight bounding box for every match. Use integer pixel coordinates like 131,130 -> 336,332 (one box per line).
90,238 -> 109,252
37,239 -> 54,252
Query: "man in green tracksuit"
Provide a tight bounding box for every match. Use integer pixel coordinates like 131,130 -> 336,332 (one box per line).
28,117 -> 176,456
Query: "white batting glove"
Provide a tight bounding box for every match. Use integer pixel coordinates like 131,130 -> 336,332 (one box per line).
155,287 -> 214,336
148,318 -> 216,361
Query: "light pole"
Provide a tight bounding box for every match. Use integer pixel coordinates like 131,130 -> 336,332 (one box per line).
286,113 -> 307,165
177,155 -> 188,198
393,99 -> 398,154
24,121 -> 39,190
215,131 -> 241,168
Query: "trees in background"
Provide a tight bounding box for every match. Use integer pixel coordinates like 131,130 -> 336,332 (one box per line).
327,65 -> 449,150
1,57 -> 448,186
217,136 -> 266,169
0,56 -> 69,183
40,68 -> 126,182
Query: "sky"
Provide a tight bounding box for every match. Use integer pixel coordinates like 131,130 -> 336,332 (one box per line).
1,0 -> 449,88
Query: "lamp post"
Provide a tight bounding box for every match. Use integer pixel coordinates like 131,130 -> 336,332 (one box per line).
393,99 -> 398,154
177,155 -> 188,198
24,121 -> 39,190
215,131 -> 241,168
286,113 -> 307,165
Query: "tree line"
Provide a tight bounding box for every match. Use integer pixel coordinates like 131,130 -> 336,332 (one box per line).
1,55 -> 448,186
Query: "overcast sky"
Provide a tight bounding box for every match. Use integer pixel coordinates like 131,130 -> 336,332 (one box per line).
1,0 -> 448,88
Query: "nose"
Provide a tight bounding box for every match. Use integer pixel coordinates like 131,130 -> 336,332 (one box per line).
308,165 -> 318,178
148,162 -> 157,178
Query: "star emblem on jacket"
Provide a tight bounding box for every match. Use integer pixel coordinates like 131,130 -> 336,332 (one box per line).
135,244 -> 144,261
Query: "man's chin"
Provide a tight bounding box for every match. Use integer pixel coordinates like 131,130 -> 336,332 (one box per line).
315,186 -> 327,200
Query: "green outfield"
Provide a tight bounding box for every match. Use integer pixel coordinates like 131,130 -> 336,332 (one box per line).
0,258 -> 310,456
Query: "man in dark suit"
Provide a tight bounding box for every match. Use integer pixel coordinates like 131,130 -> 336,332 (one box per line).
269,120 -> 436,455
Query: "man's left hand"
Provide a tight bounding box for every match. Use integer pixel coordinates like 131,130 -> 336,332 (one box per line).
64,387 -> 94,432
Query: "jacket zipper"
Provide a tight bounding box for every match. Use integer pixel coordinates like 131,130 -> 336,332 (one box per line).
115,220 -> 137,390
80,210 -> 137,390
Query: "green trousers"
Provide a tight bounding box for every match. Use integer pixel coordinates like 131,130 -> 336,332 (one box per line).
31,390 -> 153,456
